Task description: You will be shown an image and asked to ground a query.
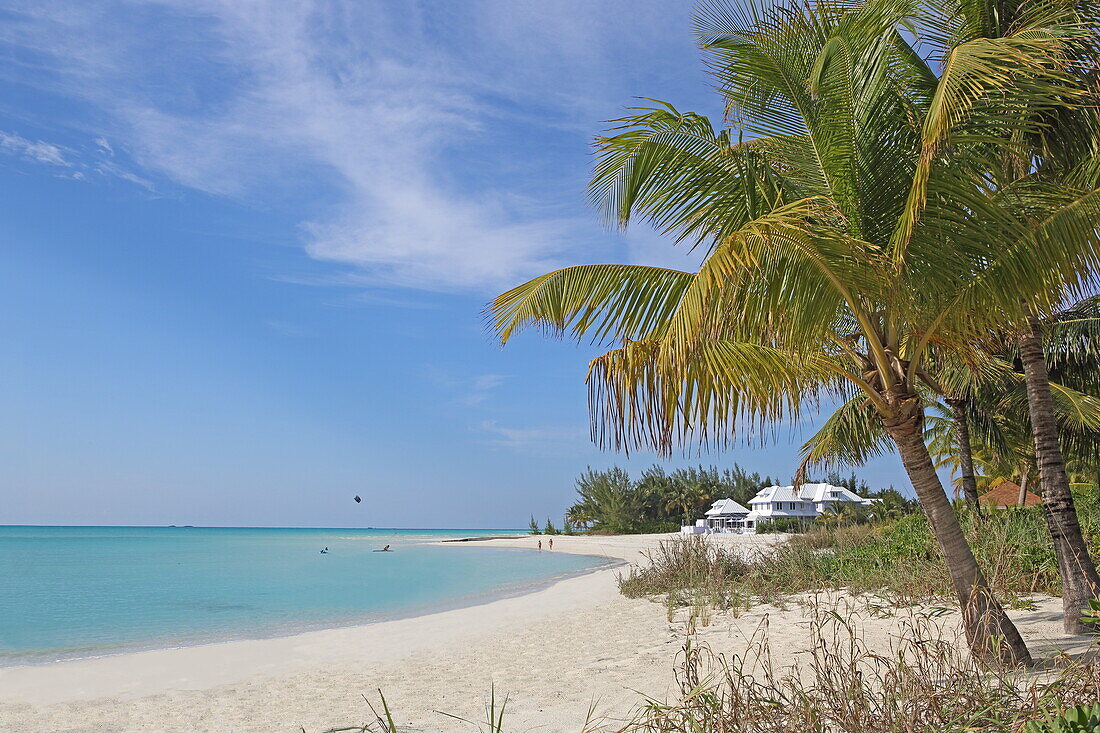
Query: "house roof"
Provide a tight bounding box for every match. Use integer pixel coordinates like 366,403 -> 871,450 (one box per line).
979,481 -> 1041,508
704,498 -> 750,516
748,483 -> 871,505
748,485 -> 801,504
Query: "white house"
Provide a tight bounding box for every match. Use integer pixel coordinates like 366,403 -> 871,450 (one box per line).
683,483 -> 873,534
705,497 -> 751,532
681,498 -> 751,534
744,483 -> 873,530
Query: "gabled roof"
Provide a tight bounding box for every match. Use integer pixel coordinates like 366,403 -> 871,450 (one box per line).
705,498 -> 750,516
748,485 -> 802,504
798,483 -> 872,505
979,481 -> 1040,508
748,483 -> 871,505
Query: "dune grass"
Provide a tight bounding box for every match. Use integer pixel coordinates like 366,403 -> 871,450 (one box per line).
614,601 -> 1100,733
320,599 -> 1100,732
618,507 -> 1093,610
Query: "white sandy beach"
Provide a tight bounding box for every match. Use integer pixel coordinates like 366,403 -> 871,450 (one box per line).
0,533 -> 1085,732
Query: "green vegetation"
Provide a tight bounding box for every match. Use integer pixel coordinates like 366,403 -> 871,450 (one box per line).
553,464 -> 911,535
561,463 -> 778,534
621,503 -> 1100,610
489,0 -> 1100,662
1027,705 -> 1100,733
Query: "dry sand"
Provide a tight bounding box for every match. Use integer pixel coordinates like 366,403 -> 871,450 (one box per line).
0,533 -> 1086,732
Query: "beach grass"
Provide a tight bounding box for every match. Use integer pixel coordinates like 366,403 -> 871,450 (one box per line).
320,597 -> 1100,732
619,508 -> 1095,610
614,600 -> 1100,733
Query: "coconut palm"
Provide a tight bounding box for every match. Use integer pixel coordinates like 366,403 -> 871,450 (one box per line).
963,0 -> 1100,630
1016,298 -> 1100,630
662,481 -> 710,525
807,302 -> 1100,631
491,0 -> 1100,664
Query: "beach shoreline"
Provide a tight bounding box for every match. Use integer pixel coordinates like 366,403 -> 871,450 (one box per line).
0,544 -> 619,672
0,536 -> 635,704
0,532 -> 1084,732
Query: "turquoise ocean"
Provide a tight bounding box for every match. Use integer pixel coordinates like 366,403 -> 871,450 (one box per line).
0,526 -> 610,665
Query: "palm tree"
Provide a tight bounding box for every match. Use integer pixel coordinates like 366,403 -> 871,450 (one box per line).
1017,300 -> 1100,631
943,397 -> 984,514
491,0 -> 1100,664
960,0 -> 1100,632
811,317 -> 1100,632
662,480 -> 709,525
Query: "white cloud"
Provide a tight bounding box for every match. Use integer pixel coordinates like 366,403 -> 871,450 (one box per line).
460,375 -> 506,407
424,367 -> 508,407
0,131 -> 67,166
0,0 -> 706,292
477,420 -> 587,452
0,127 -> 155,190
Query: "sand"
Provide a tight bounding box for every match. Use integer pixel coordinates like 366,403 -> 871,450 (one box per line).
0,533 -> 1086,732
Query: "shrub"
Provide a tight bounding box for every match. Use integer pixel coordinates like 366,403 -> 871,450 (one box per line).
1026,705 -> 1100,733
756,517 -> 810,534
620,508 -> 1084,609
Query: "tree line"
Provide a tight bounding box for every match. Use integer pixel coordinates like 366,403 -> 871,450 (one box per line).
550,465 -> 914,534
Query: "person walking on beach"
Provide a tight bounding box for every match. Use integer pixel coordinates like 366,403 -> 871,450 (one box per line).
548,538 -> 553,551
537,540 -> 542,552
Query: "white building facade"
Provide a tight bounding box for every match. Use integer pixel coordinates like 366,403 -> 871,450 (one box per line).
683,483 -> 873,534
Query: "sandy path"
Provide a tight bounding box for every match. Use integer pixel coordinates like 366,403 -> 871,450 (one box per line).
0,533 -> 1084,732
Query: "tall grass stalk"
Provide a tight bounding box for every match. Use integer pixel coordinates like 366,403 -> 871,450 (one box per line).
615,601 -> 1100,732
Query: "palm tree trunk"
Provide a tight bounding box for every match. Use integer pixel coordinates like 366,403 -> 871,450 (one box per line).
883,399 -> 1032,666
1020,314 -> 1100,634
1018,470 -> 1029,506
947,399 -> 983,517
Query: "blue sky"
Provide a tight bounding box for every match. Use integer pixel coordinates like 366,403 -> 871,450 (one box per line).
0,0 -> 911,527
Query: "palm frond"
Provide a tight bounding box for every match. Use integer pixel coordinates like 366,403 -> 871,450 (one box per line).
488,264 -> 694,345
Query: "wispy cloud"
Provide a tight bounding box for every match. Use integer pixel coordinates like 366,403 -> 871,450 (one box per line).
0,0 -> 705,293
263,320 -> 310,338
424,367 -> 508,407
0,128 -> 155,189
476,420 -> 587,452
0,131 -> 68,166
461,375 -> 507,407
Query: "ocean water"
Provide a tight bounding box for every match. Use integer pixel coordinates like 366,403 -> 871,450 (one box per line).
0,526 -> 610,665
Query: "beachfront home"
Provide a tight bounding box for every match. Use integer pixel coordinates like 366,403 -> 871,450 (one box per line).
744,483 -> 873,530
680,498 -> 751,534
684,483 -> 874,534
704,498 -> 751,532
